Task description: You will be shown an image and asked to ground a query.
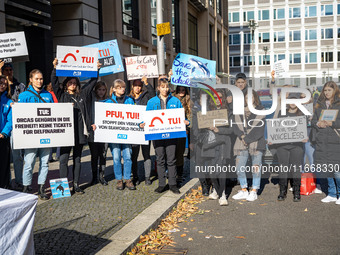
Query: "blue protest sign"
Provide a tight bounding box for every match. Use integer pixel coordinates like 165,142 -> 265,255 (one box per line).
171,53 -> 216,87
85,39 -> 124,77
50,178 -> 71,199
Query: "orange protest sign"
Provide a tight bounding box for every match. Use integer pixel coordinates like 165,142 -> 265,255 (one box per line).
156,22 -> 171,36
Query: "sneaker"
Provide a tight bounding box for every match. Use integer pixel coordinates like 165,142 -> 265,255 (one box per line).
219,196 -> 228,206
246,191 -> 258,202
314,184 -> 322,194
321,196 -> 337,203
232,190 -> 249,200
209,188 -> 219,200
336,198 -> 340,205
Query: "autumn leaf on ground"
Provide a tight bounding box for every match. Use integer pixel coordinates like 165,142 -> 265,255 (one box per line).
198,231 -> 204,234
204,210 -> 211,213
188,238 -> 193,241
238,202 -> 244,205
248,213 -> 256,215
205,235 -> 212,239
260,203 -> 268,206
304,208 -> 308,212
214,236 -> 223,239
235,236 -> 246,239
180,234 -> 187,237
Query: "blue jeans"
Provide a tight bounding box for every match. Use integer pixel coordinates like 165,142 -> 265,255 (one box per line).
327,172 -> 340,198
236,150 -> 263,190
23,148 -> 50,186
10,135 -> 23,184
109,143 -> 132,180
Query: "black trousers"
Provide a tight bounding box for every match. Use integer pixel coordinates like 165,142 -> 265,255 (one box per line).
0,138 -> 11,188
154,139 -> 177,187
276,145 -> 303,188
131,142 -> 151,179
88,142 -> 107,175
59,144 -> 84,183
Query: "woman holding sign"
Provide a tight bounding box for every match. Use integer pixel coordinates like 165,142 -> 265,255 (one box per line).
0,75 -> 13,188
311,81 -> 340,204
51,58 -> 100,194
130,77 -> 155,186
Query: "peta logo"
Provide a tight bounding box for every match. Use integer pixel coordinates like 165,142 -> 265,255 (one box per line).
162,133 -> 170,138
40,139 -> 51,144
117,134 -> 127,139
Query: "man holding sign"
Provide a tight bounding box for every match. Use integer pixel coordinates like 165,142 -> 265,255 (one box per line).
141,76 -> 189,194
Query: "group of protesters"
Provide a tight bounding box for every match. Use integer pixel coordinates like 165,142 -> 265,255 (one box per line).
1,58 -> 340,206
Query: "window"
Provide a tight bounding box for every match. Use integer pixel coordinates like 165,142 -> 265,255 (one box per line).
229,12 -> 240,22
258,10 -> 269,21
306,76 -> 317,86
290,53 -> 301,64
338,51 -> 340,62
274,54 -> 285,62
305,52 -> 317,63
289,30 -> 301,41
289,7 -> 301,18
188,14 -> 198,56
259,32 -> 270,43
243,11 -> 254,21
229,34 -> 241,45
321,5 -> 333,16
338,28 -> 340,39
338,4 -> 340,15
230,56 -> 241,67
305,29 -> 317,40
273,8 -> 285,19
244,56 -> 253,66
122,0 -> 139,39
151,0 -> 157,46
321,52 -> 333,62
274,31 -> 285,42
321,28 -> 333,39
217,0 -> 221,15
259,55 -> 270,65
209,25 -> 213,60
172,0 -> 180,52
305,6 -> 317,17
244,33 -> 253,44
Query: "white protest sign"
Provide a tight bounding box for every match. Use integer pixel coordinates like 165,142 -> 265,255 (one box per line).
273,59 -> 288,78
12,103 -> 74,149
125,55 -> 159,80
94,102 -> 147,145
56,45 -> 98,77
144,108 -> 186,140
0,32 -> 28,62
266,116 -> 308,144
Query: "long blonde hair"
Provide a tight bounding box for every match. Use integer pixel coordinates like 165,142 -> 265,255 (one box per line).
109,79 -> 126,97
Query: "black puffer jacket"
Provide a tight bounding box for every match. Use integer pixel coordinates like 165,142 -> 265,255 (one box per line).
51,69 -> 98,145
311,97 -> 340,165
131,83 -> 155,106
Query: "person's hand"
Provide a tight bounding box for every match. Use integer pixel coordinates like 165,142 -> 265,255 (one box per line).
0,134 -> 4,139
0,60 -> 4,74
139,123 -> 146,129
227,96 -> 232,104
91,124 -> 97,131
317,121 -> 326,128
271,70 -> 275,81
189,143 -> 194,151
325,121 -> 333,127
302,138 -> 308,143
141,76 -> 148,85
53,58 -> 58,69
184,120 -> 190,126
168,69 -> 173,78
210,126 -> 219,133
268,142 -> 273,146
10,102 -> 14,107
97,61 -> 102,70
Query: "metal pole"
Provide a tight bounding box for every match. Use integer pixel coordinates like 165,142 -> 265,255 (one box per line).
252,30 -> 255,88
156,0 -> 165,75
263,46 -> 268,88
327,46 -> 330,81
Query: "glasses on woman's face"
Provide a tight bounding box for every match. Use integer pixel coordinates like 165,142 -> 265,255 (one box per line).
159,78 -> 168,82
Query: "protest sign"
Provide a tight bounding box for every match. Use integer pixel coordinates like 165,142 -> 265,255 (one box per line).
125,55 -> 159,80
171,53 -> 216,88
50,178 -> 71,199
156,22 -> 171,36
319,109 -> 339,121
84,40 -> 124,77
273,59 -> 288,78
266,116 -> 308,144
94,102 -> 147,145
144,108 -> 186,140
197,109 -> 229,129
12,103 -> 74,149
56,45 -> 98,77
0,32 -> 29,62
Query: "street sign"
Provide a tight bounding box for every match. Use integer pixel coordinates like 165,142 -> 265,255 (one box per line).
156,22 -> 171,36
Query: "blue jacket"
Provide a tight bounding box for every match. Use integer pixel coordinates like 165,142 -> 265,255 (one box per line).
103,94 -> 134,105
0,92 -> 13,137
146,94 -> 182,111
18,85 -> 54,103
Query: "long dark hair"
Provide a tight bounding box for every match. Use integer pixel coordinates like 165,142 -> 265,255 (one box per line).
0,75 -> 11,99
62,77 -> 81,94
244,89 -> 261,107
174,86 -> 191,116
315,81 -> 340,108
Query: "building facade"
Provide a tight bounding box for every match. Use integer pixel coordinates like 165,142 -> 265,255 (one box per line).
228,0 -> 340,89
0,0 -> 229,87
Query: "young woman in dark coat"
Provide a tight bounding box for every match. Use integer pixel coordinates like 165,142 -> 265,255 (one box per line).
311,81 -> 340,204
51,58 -> 100,194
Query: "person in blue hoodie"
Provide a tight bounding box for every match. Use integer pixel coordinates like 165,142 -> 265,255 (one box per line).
141,76 -> 186,194
18,69 -> 54,200
0,75 -> 13,189
102,79 -> 136,191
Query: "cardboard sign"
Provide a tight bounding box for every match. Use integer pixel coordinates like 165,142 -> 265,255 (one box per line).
56,45 -> 98,77
84,40 -> 124,77
144,108 -> 186,140
50,178 -> 71,199
94,102 -> 147,145
266,116 -> 308,144
197,109 -> 229,129
156,22 -> 171,36
12,103 -> 74,149
0,32 -> 29,62
273,59 -> 288,78
171,53 -> 216,88
125,55 -> 159,80
319,109 -> 339,121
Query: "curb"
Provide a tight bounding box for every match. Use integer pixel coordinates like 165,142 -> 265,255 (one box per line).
95,178 -> 199,255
